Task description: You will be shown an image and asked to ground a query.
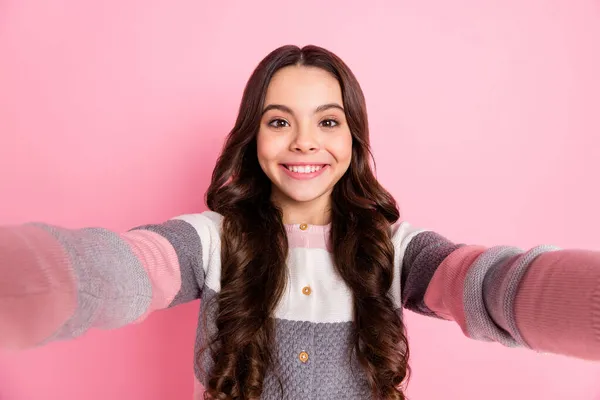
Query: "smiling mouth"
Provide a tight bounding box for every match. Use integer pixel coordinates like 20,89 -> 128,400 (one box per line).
282,164 -> 328,174
279,164 -> 329,180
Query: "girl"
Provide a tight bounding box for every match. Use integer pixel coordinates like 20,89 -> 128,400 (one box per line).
1,45 -> 599,400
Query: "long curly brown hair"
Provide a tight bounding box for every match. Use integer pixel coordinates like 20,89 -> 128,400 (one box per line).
204,44 -> 410,399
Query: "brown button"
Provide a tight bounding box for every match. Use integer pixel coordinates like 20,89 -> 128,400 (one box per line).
299,223 -> 308,231
298,351 -> 309,363
302,286 -> 312,296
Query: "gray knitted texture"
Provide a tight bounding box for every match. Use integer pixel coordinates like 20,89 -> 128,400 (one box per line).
195,288 -> 371,400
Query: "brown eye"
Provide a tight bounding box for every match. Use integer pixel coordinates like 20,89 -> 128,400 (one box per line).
320,119 -> 339,128
268,119 -> 290,128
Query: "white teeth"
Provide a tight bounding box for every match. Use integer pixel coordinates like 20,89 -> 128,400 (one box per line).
286,165 -> 324,173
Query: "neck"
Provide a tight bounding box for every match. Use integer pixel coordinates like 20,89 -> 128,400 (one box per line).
271,190 -> 332,226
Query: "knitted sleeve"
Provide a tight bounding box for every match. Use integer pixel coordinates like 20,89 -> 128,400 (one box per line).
0,213 -> 212,349
392,221 -> 600,360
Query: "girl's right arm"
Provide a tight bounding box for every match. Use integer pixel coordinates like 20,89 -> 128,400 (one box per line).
0,214 -> 210,349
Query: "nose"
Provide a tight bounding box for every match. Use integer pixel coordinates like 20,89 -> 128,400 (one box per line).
290,124 -> 320,153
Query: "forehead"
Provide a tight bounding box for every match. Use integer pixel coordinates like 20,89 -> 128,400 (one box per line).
264,65 -> 343,110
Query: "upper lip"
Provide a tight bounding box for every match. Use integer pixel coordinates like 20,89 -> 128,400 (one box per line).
281,162 -> 329,166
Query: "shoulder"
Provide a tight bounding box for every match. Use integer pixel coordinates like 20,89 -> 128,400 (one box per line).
390,220 -> 427,251
170,211 -> 223,271
171,210 -> 223,235
390,219 -> 456,260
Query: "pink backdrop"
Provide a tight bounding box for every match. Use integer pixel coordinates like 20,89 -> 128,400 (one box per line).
1,1 -> 600,399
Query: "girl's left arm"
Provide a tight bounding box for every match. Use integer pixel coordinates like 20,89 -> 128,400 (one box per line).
393,221 -> 600,360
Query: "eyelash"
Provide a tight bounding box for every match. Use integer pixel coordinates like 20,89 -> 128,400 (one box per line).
320,119 -> 339,128
267,118 -> 340,129
268,119 -> 290,129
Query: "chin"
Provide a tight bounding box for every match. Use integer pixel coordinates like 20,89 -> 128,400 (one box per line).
276,187 -> 330,204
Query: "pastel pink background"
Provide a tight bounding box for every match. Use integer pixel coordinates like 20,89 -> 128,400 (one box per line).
1,0 -> 600,399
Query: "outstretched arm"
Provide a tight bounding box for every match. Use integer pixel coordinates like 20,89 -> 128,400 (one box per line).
393,221 -> 600,360
0,215 -> 207,349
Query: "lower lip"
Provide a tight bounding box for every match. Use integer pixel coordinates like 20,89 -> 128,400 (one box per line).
280,165 -> 328,180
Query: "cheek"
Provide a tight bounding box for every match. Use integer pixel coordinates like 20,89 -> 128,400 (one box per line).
256,131 -> 271,157
256,131 -> 280,173
331,132 -> 353,168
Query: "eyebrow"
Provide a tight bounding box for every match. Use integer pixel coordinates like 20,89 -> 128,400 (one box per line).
261,103 -> 345,116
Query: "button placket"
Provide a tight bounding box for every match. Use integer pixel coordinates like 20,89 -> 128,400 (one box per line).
300,226 -> 312,314
294,322 -> 315,368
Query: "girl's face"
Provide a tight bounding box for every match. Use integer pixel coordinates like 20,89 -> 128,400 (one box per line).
256,65 -> 353,207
